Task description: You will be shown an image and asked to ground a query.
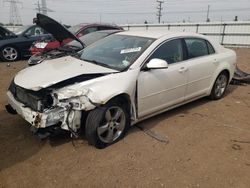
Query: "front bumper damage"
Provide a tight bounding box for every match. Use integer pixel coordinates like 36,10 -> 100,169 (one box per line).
6,91 -> 96,138
7,91 -> 65,128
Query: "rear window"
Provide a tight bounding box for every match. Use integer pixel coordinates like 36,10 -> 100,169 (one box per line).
98,26 -> 119,30
185,38 -> 209,58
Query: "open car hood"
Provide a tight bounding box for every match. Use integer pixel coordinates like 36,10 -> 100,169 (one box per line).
35,13 -> 84,47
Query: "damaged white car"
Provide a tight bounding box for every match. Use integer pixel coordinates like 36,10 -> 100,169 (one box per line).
6,30 -> 236,148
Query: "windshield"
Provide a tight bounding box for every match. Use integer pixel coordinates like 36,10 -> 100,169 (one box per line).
66,31 -> 112,48
0,26 -> 15,37
14,25 -> 30,35
68,25 -> 82,34
80,34 -> 155,71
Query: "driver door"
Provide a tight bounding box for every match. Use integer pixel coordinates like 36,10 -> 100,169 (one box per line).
137,38 -> 188,118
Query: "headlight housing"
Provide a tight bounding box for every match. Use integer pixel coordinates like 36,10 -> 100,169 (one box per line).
34,42 -> 48,49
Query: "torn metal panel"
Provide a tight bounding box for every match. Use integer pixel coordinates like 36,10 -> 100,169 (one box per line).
232,66 -> 250,84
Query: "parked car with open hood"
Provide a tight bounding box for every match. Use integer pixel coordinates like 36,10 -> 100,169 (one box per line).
28,22 -> 122,65
6,31 -> 236,148
0,25 -> 52,61
30,13 -> 123,55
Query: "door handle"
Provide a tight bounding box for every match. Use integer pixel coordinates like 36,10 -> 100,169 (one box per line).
179,67 -> 188,73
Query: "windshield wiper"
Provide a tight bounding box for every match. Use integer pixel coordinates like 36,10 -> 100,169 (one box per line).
71,52 -> 82,59
82,58 -> 117,70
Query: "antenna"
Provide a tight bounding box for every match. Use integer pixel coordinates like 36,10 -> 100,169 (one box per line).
3,0 -> 22,25
156,0 -> 164,23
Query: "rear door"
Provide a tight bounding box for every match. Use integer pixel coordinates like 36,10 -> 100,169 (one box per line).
184,38 -> 217,100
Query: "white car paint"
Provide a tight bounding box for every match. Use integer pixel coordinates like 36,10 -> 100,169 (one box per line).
6,31 -> 236,133
15,56 -> 118,91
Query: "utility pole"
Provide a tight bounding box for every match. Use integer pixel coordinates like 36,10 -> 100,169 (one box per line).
34,0 -> 53,15
41,0 -> 47,15
156,0 -> 164,24
206,5 -> 210,22
3,0 -> 22,25
35,0 -> 41,13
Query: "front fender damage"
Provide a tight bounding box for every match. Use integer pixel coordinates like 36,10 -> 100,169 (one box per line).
48,88 -> 98,135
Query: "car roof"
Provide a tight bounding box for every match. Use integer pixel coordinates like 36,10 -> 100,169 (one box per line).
115,30 -> 205,39
91,29 -> 123,34
75,23 -> 121,28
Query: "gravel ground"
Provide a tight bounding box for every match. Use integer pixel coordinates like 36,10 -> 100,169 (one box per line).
0,48 -> 250,188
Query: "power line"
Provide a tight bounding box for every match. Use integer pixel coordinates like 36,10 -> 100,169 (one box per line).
3,0 -> 22,25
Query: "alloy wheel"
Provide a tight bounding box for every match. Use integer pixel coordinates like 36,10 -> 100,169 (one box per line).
214,74 -> 228,98
2,47 -> 18,61
97,106 -> 126,144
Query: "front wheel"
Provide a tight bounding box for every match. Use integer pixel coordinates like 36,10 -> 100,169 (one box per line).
209,72 -> 229,100
85,100 -> 129,149
1,46 -> 19,61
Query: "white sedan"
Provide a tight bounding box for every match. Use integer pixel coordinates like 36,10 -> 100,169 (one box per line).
6,31 -> 236,148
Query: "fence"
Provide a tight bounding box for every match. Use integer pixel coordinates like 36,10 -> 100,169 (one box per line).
5,26 -> 21,32
121,21 -> 250,48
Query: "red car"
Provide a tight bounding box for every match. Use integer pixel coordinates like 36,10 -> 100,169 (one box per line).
30,23 -> 123,55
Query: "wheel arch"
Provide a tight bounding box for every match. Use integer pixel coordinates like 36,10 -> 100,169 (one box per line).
208,68 -> 231,95
105,93 -> 132,114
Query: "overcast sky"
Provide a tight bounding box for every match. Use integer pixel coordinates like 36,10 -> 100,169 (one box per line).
0,0 -> 250,25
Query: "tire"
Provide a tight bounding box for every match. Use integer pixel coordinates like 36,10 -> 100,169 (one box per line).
85,99 -> 130,149
0,46 -> 19,61
209,71 -> 229,100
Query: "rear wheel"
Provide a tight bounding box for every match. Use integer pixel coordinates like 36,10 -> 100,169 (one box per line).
1,46 -> 19,61
85,99 -> 129,149
210,72 -> 229,100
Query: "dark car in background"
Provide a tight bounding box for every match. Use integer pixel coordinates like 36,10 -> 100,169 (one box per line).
30,21 -> 123,55
0,25 -> 52,61
28,30 -> 122,66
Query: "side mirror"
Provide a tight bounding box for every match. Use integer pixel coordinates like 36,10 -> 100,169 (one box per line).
145,58 -> 169,70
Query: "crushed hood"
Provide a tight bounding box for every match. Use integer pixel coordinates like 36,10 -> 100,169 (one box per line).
14,56 -> 118,91
35,13 -> 84,47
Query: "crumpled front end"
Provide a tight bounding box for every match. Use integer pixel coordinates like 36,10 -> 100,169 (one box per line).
6,82 -> 97,137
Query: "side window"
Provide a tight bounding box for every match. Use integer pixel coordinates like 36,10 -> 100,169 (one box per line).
80,27 -> 98,36
206,41 -> 215,54
149,39 -> 184,64
25,26 -> 44,36
185,38 -> 209,58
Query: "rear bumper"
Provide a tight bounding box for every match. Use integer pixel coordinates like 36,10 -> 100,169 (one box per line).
6,91 -> 65,128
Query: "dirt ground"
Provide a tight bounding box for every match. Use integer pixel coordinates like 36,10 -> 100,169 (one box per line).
0,48 -> 250,188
